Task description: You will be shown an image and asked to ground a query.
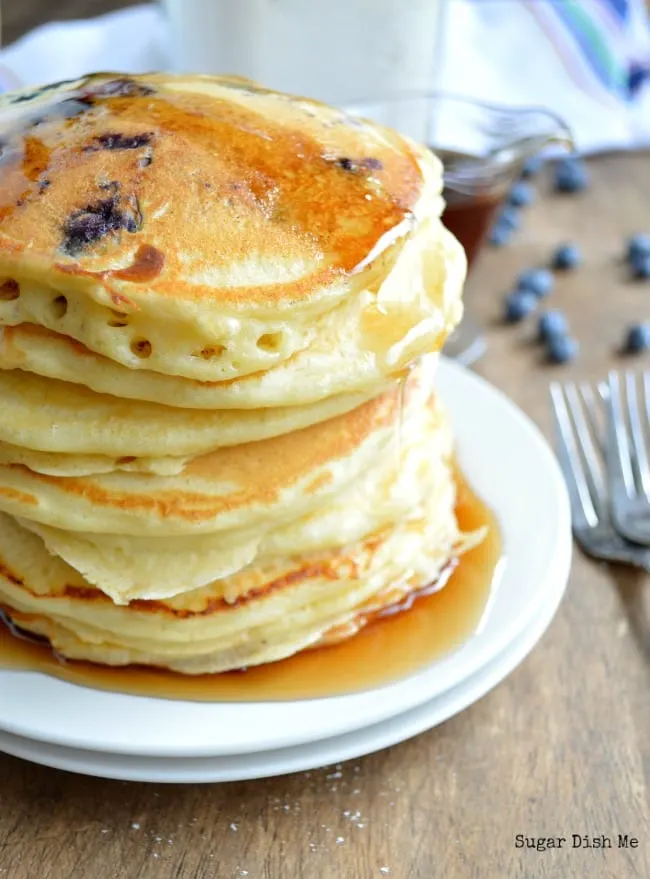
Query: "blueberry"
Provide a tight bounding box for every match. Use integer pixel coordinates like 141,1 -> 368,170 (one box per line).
631,252 -> 650,279
552,243 -> 582,270
62,195 -> 139,255
625,323 -> 650,352
554,157 -> 589,193
538,310 -> 568,342
497,206 -> 521,231
489,223 -> 513,247
521,155 -> 544,179
516,267 -> 554,298
508,181 -> 534,208
489,209 -> 519,247
626,233 -> 650,262
547,334 -> 579,364
504,290 -> 537,322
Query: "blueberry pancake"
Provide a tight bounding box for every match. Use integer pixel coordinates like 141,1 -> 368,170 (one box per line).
0,73 -> 476,673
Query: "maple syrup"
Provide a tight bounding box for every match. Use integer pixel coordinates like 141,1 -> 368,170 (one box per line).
433,146 -> 510,268
0,468 -> 501,701
441,187 -> 504,269
0,73 -> 419,279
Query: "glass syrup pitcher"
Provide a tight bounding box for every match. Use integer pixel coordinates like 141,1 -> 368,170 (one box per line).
344,92 -> 573,365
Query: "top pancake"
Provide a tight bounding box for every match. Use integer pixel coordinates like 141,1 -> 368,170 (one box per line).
0,218 -> 463,408
0,72 -> 452,383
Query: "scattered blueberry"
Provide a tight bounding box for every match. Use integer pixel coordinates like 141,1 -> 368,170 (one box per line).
516,267 -> 555,298
504,290 -> 538,322
521,155 -> 544,179
488,207 -> 520,247
553,157 -> 589,193
538,310 -> 568,342
547,334 -> 579,364
489,223 -> 513,247
626,232 -> 650,262
625,323 -> 650,353
497,206 -> 521,231
631,252 -> 650,279
508,181 -> 534,208
551,242 -> 582,271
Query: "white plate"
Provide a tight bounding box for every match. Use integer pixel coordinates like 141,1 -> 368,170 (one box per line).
0,358 -> 571,757
0,548 -> 567,783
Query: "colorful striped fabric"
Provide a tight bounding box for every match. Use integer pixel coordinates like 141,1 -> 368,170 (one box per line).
474,0 -> 650,105
0,1 -> 648,151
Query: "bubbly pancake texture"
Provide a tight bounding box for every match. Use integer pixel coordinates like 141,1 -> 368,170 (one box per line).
0,213 -> 463,409
0,73 -> 462,383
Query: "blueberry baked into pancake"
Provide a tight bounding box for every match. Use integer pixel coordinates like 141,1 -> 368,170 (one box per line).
0,73 -> 481,674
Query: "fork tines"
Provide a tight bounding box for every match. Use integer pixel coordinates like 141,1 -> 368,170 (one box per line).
550,380 -> 607,532
606,370 -> 650,546
550,371 -> 650,569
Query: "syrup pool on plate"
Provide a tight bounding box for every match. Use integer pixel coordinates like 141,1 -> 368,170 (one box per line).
0,468 -> 501,702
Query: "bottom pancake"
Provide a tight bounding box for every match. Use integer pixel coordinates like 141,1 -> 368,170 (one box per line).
0,458 -> 483,674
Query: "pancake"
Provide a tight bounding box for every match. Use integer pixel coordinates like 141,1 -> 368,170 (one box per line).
0,73 -> 461,383
0,72 -> 475,675
0,217 -> 464,408
0,364 -> 381,458
17,393 -> 451,603
0,461 -> 481,673
0,361 -> 430,536
0,439 -> 189,477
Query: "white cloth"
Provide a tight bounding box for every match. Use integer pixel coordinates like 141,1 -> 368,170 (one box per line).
0,1 -> 649,154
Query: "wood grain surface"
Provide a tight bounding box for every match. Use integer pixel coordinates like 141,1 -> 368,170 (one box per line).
1,4 -> 649,879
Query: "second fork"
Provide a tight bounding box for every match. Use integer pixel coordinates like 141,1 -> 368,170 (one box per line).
606,370 -> 650,547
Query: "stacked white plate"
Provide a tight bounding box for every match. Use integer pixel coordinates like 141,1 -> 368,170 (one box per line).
0,360 -> 572,783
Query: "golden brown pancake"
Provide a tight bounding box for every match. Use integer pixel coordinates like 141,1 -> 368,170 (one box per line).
16,391 -> 451,604
0,72 -> 474,674
0,363 -> 382,457
0,361 -> 430,536
0,455 -> 482,673
0,73 -> 460,383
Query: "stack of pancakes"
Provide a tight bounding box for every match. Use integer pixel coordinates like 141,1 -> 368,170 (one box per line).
0,73 -> 473,673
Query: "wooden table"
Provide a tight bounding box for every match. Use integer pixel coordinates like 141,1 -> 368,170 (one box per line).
1,5 -> 650,878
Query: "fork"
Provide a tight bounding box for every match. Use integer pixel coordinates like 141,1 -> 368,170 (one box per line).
550,380 -> 650,572
605,371 -> 650,547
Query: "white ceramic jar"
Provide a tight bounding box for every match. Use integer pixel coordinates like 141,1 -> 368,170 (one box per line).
161,0 -> 449,109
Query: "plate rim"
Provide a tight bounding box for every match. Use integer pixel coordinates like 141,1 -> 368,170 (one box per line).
0,536 -> 569,782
